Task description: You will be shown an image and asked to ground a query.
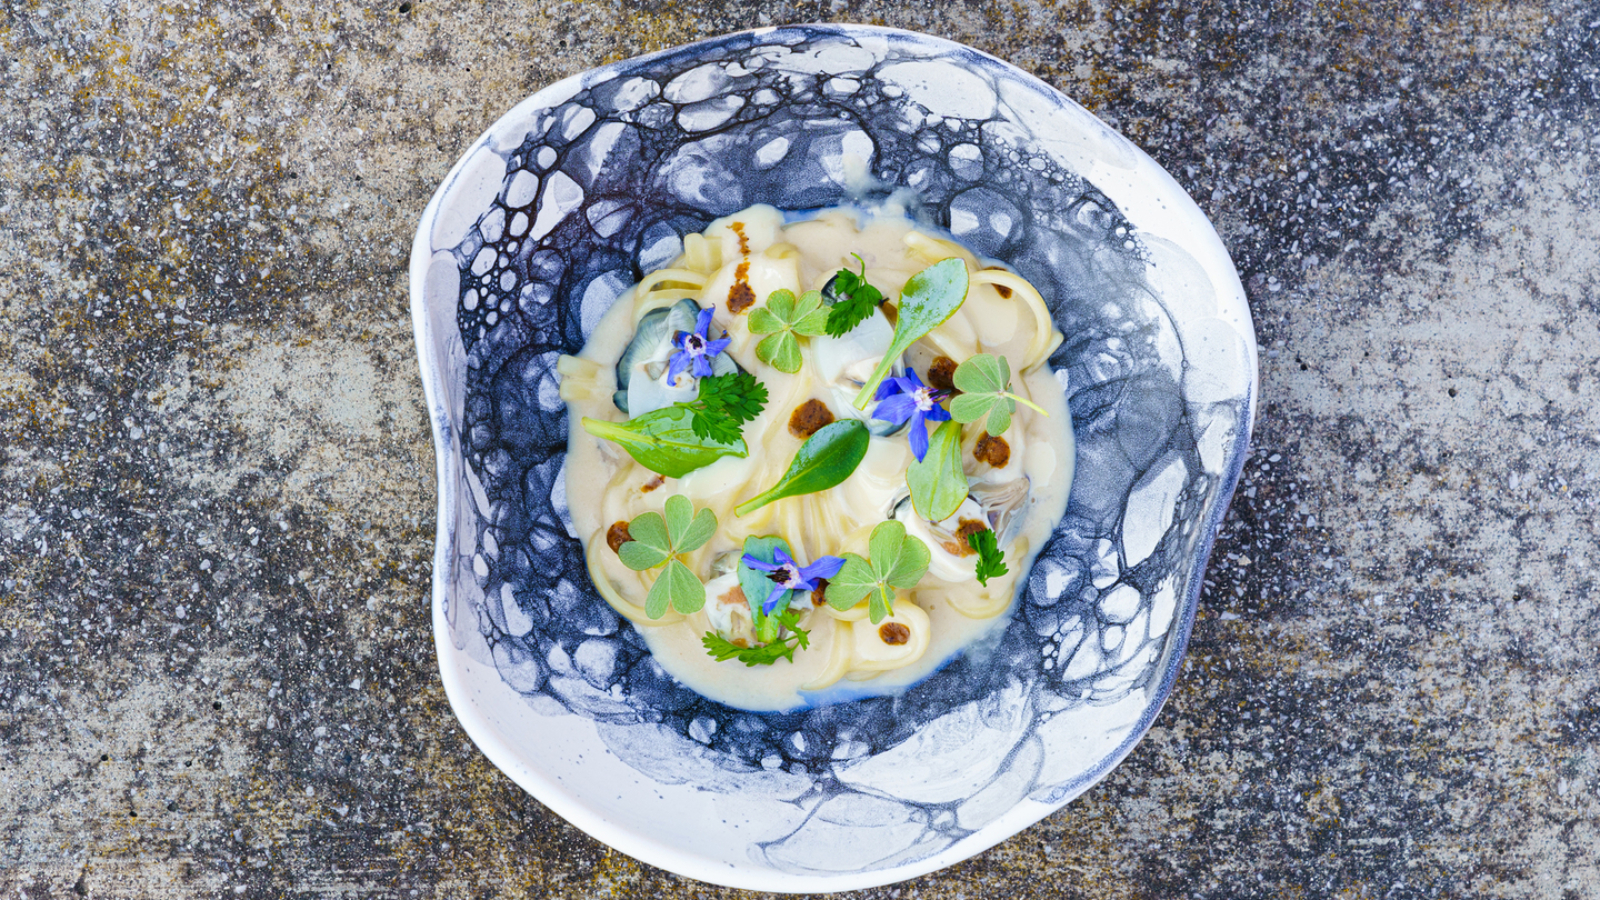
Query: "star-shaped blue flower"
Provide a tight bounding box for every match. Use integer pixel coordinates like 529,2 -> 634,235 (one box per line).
741,547 -> 845,615
667,307 -> 731,386
871,369 -> 952,461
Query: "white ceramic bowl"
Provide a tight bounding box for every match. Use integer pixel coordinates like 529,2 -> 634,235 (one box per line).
410,24 -> 1256,892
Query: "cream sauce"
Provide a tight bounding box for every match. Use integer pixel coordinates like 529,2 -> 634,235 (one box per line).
561,204 -> 1075,711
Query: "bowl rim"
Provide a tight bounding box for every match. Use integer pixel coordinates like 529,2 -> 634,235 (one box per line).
409,21 -> 1257,892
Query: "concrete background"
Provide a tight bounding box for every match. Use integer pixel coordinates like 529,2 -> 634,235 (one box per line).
2,1 -> 1597,897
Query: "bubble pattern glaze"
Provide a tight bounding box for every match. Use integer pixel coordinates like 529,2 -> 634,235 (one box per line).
413,24 -> 1254,886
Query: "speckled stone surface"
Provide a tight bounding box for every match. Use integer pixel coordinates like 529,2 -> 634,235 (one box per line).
2,2 -> 1596,898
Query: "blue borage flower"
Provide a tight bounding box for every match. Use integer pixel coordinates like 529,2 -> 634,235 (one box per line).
668,307 -> 732,385
871,370 -> 952,461
740,547 -> 845,615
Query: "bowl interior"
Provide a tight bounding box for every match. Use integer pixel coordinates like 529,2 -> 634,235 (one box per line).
410,24 -> 1255,893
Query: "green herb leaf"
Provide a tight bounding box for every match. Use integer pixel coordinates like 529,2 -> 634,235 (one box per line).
947,353 -> 1048,436
905,419 -> 969,522
749,288 -> 830,374
823,255 -> 884,338
852,258 -> 970,408
734,419 -> 870,517
646,558 -> 705,618
675,371 -> 768,444
737,535 -> 795,621
702,609 -> 811,666
825,520 -> 932,623
967,528 -> 1009,586
616,495 -> 717,617
581,407 -> 747,478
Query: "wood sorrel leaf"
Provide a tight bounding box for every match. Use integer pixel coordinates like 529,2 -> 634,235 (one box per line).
645,558 -> 705,618
581,407 -> 746,478
750,289 -> 828,374
852,258 -> 969,409
734,419 -> 869,517
617,495 -> 718,618
948,352 -> 1048,436
905,419 -> 969,522
825,520 -> 931,623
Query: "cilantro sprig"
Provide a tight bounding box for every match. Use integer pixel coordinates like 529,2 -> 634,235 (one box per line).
748,288 -> 830,373
822,255 -> 884,338
702,608 -> 811,666
825,520 -> 932,623
967,528 -> 1009,586
617,494 -> 717,618
947,353 -> 1048,436
675,371 -> 768,444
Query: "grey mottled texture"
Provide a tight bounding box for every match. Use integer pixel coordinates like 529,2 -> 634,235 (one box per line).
1,2 -> 1596,898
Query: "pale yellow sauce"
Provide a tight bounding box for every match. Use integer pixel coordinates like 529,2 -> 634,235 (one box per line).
560,205 -> 1074,711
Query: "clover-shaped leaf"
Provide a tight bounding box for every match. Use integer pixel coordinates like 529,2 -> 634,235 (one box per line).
947,353 -> 1047,436
825,520 -> 932,623
749,288 -> 830,374
616,494 -> 718,618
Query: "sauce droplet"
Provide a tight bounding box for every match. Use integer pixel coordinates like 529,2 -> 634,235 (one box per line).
878,622 -> 911,645
787,398 -> 835,438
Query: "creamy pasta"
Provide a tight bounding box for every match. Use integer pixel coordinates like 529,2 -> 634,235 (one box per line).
558,204 -> 1074,711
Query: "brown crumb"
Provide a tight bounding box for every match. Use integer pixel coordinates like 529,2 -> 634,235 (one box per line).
717,584 -> 747,606
982,266 -> 1014,298
974,434 -> 1010,468
942,519 -> 989,558
640,474 -> 665,493
788,399 -> 835,438
926,356 -> 960,393
732,221 -> 749,256
605,521 -> 632,554
727,278 -> 755,314
811,578 -> 830,606
879,622 -> 911,645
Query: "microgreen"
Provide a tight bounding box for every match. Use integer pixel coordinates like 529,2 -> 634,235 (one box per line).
852,258 -> 970,409
674,371 -> 768,444
581,407 -> 746,478
822,255 -> 884,338
825,520 -> 933,624
702,608 -> 811,666
946,353 -> 1048,436
734,419 -> 869,517
905,419 -> 969,522
748,288 -> 830,373
967,528 -> 1009,586
616,494 -> 718,618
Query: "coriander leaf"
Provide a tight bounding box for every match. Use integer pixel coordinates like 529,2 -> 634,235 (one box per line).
823,256 -> 884,338
701,615 -> 810,666
734,419 -> 869,517
679,371 -> 768,445
825,520 -> 932,623
749,289 -> 829,374
968,528 -> 1009,586
581,407 -> 746,478
905,419 -> 969,522
948,353 -> 1048,436
853,258 -> 970,408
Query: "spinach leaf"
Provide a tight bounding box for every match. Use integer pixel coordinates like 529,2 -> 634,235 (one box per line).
581,407 -> 747,478
852,258 -> 970,409
905,419 -> 968,522
734,419 -> 870,517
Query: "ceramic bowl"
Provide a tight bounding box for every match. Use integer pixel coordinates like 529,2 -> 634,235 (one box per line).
409,24 -> 1255,892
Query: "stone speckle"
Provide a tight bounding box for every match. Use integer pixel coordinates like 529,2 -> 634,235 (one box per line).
3,2 -> 1597,898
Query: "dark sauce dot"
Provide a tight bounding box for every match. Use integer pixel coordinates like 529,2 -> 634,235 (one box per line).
787,399 -> 835,439
879,622 -> 911,645
605,521 -> 632,554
